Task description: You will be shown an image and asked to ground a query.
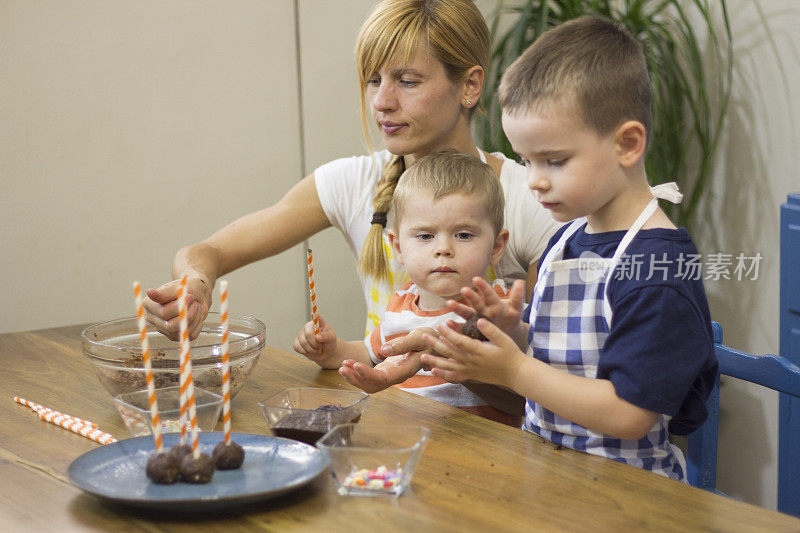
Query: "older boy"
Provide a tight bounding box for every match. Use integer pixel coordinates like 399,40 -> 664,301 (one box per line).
293,150 -> 522,425
419,17 -> 717,480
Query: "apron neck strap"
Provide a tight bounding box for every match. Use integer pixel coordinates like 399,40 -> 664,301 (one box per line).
603,182 -> 684,324
536,218 -> 586,285
610,182 -> 683,263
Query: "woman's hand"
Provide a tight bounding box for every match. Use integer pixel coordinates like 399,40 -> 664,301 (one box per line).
144,277 -> 211,340
339,353 -> 424,393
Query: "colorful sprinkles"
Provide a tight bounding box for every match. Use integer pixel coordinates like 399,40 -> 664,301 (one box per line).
158,419 -> 187,433
343,466 -> 403,491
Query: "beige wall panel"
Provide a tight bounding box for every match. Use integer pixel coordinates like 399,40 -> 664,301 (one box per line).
298,0 -> 381,342
0,1 -> 307,351
694,0 -> 800,510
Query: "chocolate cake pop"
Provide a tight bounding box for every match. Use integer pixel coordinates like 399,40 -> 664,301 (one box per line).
145,452 -> 180,484
167,443 -> 193,464
213,440 -> 245,470
180,452 -> 215,483
461,314 -> 489,341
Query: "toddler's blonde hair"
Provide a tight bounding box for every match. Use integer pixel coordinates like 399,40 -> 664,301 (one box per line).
393,149 -> 504,236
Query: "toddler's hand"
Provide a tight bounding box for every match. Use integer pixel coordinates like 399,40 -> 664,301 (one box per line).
378,327 -> 439,360
339,353 -> 424,393
292,316 -> 338,363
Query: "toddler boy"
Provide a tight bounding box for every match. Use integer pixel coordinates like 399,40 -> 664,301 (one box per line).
294,149 -> 522,425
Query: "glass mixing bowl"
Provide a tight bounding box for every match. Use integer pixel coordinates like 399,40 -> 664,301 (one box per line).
82,312 -> 265,400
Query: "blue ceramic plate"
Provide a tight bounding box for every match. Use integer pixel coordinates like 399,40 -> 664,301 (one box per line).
68,432 -> 327,511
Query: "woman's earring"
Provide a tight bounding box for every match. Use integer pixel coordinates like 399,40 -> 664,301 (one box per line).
464,99 -> 472,107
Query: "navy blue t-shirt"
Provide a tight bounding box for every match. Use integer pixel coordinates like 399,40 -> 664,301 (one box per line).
524,223 -> 718,435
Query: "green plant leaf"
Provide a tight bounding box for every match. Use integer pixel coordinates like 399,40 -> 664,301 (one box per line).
476,0 -> 733,229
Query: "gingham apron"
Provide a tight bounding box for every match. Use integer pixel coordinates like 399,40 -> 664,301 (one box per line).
523,183 -> 688,481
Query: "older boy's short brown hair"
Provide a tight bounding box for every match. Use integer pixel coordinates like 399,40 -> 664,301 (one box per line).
499,16 -> 652,143
393,149 -> 504,235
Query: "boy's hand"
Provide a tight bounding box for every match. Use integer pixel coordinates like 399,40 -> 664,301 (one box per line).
447,278 -> 525,337
420,318 -> 527,390
292,316 -> 338,363
145,278 -> 211,341
445,277 -> 528,349
339,353 -> 423,394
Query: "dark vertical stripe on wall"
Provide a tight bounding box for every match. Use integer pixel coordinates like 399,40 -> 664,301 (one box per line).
293,0 -> 311,319
293,0 -> 307,178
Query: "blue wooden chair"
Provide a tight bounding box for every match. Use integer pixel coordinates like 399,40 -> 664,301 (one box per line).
686,323 -> 800,499
686,194 -> 800,517
779,193 -> 800,514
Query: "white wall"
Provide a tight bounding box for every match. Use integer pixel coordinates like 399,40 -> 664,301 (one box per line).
299,0 -> 379,343
695,0 -> 800,510
2,0 -> 797,511
0,1 -> 307,350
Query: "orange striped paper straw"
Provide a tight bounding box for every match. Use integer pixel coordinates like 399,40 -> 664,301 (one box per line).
219,280 -> 232,446
38,410 -> 95,434
37,408 -> 98,429
134,281 -> 164,454
13,397 -> 116,445
14,397 -> 99,428
40,414 -> 116,445
307,249 -> 320,335
177,275 -> 200,458
177,277 -> 189,444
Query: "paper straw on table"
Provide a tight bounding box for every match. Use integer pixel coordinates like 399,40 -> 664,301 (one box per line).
219,280 -> 232,446
177,275 -> 200,458
306,249 -> 320,335
134,281 -> 164,454
13,397 -> 116,445
39,410 -> 116,445
14,397 -> 98,428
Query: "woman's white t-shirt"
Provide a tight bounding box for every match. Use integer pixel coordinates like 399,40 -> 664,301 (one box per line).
314,149 -> 560,337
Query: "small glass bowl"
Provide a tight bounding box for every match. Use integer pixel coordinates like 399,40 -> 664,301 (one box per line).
259,387 -> 368,445
113,386 -> 223,437
316,423 -> 429,497
82,313 -> 265,400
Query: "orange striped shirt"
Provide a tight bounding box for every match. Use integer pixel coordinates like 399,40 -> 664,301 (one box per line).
366,281 -> 520,426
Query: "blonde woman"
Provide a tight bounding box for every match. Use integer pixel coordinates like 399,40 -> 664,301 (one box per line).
145,0 -> 559,345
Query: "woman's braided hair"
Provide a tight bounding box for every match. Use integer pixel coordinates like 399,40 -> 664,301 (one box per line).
359,155 -> 405,281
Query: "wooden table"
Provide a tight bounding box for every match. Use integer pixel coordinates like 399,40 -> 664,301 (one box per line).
2,325 -> 798,532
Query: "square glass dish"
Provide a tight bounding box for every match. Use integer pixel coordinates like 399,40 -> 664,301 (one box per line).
316,423 -> 429,496
113,386 -> 223,437
259,387 -> 368,445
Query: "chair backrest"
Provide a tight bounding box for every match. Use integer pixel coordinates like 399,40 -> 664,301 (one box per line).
686,322 -> 800,515
780,194 -> 800,515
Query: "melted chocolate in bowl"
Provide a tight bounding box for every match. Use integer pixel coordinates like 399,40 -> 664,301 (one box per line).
271,405 -> 362,445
